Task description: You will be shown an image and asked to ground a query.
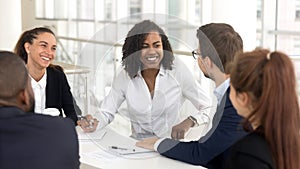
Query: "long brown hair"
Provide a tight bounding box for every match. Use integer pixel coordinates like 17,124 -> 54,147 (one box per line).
14,27 -> 55,64
14,27 -> 62,71
231,49 -> 300,169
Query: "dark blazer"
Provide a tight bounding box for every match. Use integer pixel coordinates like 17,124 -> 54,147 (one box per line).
46,66 -> 79,124
0,107 -> 80,169
157,88 -> 247,169
225,132 -> 275,169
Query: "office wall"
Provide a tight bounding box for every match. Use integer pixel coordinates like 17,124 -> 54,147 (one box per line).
21,0 -> 58,32
211,0 -> 257,51
0,0 -> 22,50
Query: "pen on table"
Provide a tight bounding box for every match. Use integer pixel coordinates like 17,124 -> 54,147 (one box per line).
110,146 -> 136,152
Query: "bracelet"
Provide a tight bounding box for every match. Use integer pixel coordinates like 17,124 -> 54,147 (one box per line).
188,116 -> 199,127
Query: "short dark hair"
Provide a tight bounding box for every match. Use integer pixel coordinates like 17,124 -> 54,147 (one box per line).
121,20 -> 174,78
14,27 -> 55,64
0,51 -> 28,99
197,23 -> 243,74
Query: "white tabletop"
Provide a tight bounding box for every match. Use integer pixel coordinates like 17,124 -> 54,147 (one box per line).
77,127 -> 207,169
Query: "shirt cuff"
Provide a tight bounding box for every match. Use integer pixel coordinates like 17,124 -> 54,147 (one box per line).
94,110 -> 113,130
154,138 -> 166,151
192,109 -> 210,127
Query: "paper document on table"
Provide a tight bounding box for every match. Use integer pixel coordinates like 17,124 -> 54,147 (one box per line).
80,148 -> 120,167
78,129 -> 107,142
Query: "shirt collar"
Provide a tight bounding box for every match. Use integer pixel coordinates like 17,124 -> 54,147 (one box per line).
136,65 -> 166,77
30,71 -> 47,89
213,78 -> 230,104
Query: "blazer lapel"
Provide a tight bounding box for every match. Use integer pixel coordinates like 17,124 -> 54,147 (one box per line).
198,87 -> 229,143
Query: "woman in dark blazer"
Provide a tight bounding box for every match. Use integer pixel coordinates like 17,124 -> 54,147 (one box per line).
46,65 -> 79,124
227,49 -> 300,169
14,27 -> 97,130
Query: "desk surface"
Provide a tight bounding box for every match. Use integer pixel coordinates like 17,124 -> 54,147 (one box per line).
77,127 -> 206,169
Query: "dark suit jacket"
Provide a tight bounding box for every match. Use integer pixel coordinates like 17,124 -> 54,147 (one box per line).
225,132 -> 275,169
46,66 -> 79,124
157,88 -> 247,169
0,107 -> 80,169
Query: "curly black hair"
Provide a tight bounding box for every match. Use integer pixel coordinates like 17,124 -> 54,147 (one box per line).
122,20 -> 174,78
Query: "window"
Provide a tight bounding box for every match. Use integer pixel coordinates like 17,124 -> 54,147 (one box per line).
35,0 -> 44,18
296,10 -> 300,20
168,0 -> 179,17
294,38 -> 300,53
296,0 -> 300,20
105,0 -> 113,20
195,0 -> 202,23
78,0 -> 94,20
129,0 -> 141,19
35,0 -> 67,19
257,0 -> 262,19
35,0 -> 55,19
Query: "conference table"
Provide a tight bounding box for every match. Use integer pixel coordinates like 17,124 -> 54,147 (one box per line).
77,126 -> 207,169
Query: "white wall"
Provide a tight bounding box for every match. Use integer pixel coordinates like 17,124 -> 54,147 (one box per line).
210,0 -> 257,51
0,0 -> 22,51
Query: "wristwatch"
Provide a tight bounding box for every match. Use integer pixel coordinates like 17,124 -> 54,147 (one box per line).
188,116 -> 199,127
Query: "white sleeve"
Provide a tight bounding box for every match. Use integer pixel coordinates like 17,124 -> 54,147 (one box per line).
175,58 -> 212,126
95,70 -> 127,129
94,110 -> 114,129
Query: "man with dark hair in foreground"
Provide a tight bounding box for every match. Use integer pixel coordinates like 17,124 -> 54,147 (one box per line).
0,51 -> 80,169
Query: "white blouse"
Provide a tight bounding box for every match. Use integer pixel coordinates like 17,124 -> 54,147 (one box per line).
95,59 -> 212,139
30,72 -> 47,114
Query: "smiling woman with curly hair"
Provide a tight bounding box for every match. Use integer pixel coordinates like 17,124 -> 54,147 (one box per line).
94,20 -> 211,140
122,20 -> 174,78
